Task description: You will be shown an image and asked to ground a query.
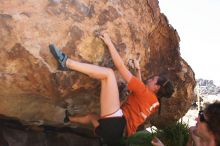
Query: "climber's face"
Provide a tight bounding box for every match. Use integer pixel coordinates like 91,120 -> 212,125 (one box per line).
146,76 -> 160,93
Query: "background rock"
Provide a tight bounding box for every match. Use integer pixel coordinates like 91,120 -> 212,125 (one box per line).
0,0 -> 195,128
196,78 -> 220,95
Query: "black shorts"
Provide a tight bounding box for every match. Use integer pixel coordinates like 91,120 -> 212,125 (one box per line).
94,116 -> 126,145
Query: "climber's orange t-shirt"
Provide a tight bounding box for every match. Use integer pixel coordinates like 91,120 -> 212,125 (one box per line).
121,76 -> 160,136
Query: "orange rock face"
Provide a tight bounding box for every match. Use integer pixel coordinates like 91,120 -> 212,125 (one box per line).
0,0 -> 195,127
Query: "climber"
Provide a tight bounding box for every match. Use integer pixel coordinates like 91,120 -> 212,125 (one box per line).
49,32 -> 174,146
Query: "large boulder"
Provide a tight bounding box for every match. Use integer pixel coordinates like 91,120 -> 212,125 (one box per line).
0,114 -> 101,146
0,0 -> 195,128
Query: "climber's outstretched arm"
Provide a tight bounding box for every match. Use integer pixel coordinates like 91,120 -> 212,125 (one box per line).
99,33 -> 132,83
133,54 -> 142,81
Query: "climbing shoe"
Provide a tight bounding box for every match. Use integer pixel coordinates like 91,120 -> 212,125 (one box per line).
49,44 -> 68,70
64,109 -> 70,123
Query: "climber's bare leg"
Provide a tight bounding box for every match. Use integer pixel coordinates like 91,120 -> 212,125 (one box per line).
66,58 -> 120,121
69,113 -> 100,128
49,46 -> 120,126
99,75 -> 120,117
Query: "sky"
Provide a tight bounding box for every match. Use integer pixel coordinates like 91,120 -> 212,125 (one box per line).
158,0 -> 220,85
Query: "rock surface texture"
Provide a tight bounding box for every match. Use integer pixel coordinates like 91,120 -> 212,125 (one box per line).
0,115 -> 101,146
0,0 -> 195,129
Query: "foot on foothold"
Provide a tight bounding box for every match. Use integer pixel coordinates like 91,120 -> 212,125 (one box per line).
64,109 -> 70,123
49,44 -> 68,70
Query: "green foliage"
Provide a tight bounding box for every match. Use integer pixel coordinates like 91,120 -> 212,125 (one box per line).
120,121 -> 189,146
156,121 -> 189,146
122,131 -> 154,146
217,140 -> 220,146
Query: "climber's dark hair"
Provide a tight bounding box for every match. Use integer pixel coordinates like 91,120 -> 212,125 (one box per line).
156,75 -> 174,99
